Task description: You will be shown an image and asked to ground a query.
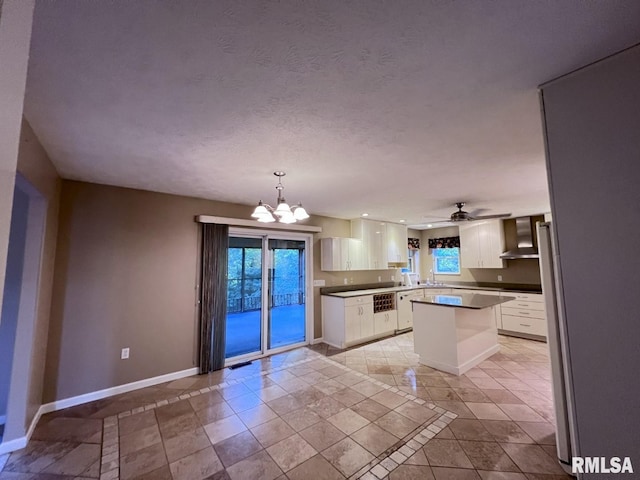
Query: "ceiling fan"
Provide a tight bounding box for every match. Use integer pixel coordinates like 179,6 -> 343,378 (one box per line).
430,202 -> 511,223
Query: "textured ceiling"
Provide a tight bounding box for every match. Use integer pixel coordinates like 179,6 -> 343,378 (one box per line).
24,1 -> 640,228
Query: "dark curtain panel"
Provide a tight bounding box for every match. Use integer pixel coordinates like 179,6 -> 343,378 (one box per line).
428,236 -> 460,248
199,223 -> 229,373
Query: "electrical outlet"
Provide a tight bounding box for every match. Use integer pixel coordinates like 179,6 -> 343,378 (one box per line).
378,276 -> 382,282
121,348 -> 130,359
497,275 -> 503,282
391,275 -> 395,281
313,279 -> 325,287
343,278 -> 348,285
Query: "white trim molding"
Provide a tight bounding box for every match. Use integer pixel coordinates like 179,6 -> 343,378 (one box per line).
39,367 -> 199,415
0,367 -> 198,455
196,215 -> 322,233
311,337 -> 325,345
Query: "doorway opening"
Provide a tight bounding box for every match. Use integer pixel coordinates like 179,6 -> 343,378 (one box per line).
0,174 -> 46,449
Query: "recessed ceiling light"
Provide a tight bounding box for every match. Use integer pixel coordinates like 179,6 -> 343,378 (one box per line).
361,213 -> 369,217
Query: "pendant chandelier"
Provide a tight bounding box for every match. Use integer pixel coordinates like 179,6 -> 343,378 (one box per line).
251,171 -> 309,224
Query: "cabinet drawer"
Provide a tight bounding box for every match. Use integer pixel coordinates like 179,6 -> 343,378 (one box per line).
344,295 -> 373,307
502,300 -> 545,311
504,292 -> 543,302
501,315 -> 547,336
501,307 -> 545,319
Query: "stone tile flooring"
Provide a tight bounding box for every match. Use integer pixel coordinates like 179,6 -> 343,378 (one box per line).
0,333 -> 573,479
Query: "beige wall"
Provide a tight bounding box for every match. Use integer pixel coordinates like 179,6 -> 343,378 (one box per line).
16,119 -> 61,425
420,218 -> 543,285
45,181 -> 248,401
0,0 -> 35,326
45,181 -> 403,401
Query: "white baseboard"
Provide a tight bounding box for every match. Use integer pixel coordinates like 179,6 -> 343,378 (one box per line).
0,367 -> 198,455
311,337 -> 324,345
0,406 -> 43,456
40,367 -> 199,415
0,435 -> 27,456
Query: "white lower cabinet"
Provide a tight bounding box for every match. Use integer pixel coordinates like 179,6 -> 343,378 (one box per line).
322,295 -> 396,348
374,310 -> 397,335
455,289 -> 502,329
499,292 -> 546,339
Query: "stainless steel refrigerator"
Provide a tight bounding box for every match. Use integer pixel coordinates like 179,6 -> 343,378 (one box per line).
537,221 -> 577,475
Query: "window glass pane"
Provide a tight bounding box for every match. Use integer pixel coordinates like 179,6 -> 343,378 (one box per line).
433,247 -> 460,274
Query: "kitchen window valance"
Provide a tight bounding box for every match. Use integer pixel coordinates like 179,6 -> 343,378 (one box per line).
428,236 -> 460,249
408,238 -> 420,250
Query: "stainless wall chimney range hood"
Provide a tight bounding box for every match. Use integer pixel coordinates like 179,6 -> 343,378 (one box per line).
500,217 -> 539,259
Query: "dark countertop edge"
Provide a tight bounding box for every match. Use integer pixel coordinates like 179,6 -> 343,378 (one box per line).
320,282 -> 396,295
321,282 -> 541,297
412,294 -> 515,310
443,281 -> 542,293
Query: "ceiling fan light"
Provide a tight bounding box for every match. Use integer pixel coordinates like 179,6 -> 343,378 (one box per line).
293,204 -> 309,220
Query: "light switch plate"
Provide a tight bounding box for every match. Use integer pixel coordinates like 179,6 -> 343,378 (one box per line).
121,348 -> 130,359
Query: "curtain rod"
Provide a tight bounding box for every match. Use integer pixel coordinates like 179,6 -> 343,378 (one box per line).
195,215 -> 322,233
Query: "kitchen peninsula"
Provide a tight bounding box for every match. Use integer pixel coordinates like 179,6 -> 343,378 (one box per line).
411,293 -> 514,375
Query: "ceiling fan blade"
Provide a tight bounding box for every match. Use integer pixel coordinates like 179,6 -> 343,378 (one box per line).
472,213 -> 511,220
468,208 -> 489,217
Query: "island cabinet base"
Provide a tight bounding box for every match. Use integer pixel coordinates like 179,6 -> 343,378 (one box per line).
413,303 -> 500,376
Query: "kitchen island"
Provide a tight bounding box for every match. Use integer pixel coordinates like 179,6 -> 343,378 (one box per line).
411,293 -> 514,375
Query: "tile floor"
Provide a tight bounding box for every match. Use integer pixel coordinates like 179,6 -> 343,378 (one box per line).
0,333 -> 573,479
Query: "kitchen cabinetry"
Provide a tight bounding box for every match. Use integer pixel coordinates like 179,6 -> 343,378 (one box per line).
374,310 -> 397,335
386,222 -> 408,264
320,237 -> 364,271
499,292 -> 546,338
458,220 -> 505,268
322,294 -> 397,348
345,301 -> 374,343
351,219 -> 388,269
455,289 -> 502,329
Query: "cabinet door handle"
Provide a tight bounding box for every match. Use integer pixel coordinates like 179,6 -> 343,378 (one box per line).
517,303 -> 528,307
519,311 -> 530,315
520,323 -> 531,327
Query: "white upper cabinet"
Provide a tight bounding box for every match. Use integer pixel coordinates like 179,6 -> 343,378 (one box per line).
458,220 -> 505,269
351,219 -> 388,269
321,237 -> 364,271
386,222 -> 408,265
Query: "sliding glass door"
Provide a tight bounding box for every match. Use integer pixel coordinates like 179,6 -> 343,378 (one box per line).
268,238 -> 306,350
225,236 -> 263,359
225,232 -> 309,363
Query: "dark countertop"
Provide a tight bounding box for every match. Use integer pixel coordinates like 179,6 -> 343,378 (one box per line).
321,282 -> 542,298
413,293 -> 516,310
